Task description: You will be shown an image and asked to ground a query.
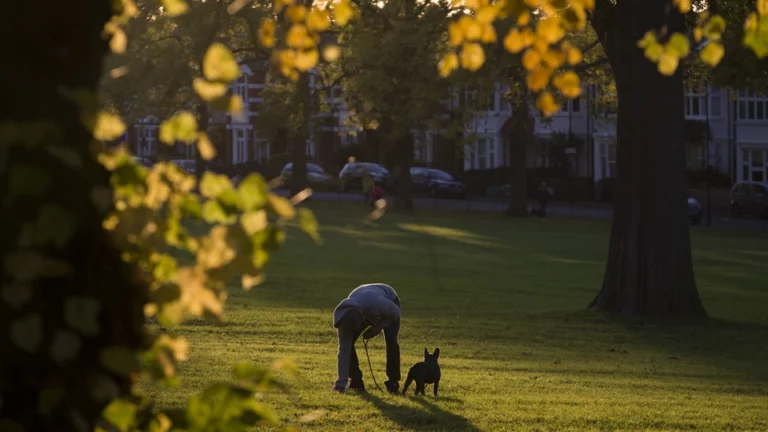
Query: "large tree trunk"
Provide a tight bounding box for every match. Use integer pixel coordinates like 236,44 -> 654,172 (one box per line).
1,2 -> 147,430
589,0 -> 707,318
290,69 -> 311,196
505,79 -> 532,217
393,133 -> 414,210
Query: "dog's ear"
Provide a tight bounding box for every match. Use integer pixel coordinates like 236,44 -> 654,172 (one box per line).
424,347 -> 429,358
434,348 -> 440,359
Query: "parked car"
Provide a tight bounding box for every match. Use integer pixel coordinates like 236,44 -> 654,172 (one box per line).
169,159 -> 196,174
281,162 -> 336,190
411,167 -> 467,199
133,156 -> 153,168
339,162 -> 393,191
687,196 -> 702,224
729,181 -> 768,218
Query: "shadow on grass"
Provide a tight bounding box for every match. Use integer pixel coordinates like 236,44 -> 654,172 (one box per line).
358,391 -> 481,432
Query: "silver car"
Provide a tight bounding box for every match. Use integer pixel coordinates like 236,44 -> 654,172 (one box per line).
729,181 -> 768,218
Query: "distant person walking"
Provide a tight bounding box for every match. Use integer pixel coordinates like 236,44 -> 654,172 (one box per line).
362,170 -> 375,205
533,181 -> 553,218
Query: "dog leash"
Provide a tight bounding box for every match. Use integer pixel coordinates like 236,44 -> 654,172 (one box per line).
363,338 -> 384,392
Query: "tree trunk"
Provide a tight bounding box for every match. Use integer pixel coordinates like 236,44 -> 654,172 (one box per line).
1,2 -> 147,430
589,0 -> 707,318
290,74 -> 310,195
505,80 -> 532,217
394,133 -> 414,210
196,103 -> 209,184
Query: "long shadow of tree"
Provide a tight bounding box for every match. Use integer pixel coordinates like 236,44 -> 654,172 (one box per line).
358,391 -> 482,431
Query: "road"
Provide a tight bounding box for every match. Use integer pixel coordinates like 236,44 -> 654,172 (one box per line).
277,189 -> 768,232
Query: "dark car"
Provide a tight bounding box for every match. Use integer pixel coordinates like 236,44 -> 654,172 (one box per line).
281,162 -> 336,190
339,162 -> 393,192
411,167 -> 467,199
687,196 -> 702,224
729,181 -> 768,218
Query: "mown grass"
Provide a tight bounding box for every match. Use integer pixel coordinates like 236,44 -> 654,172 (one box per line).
145,202 -> 768,431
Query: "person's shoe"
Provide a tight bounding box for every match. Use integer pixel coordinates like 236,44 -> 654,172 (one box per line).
348,381 -> 366,392
332,386 -> 346,394
384,380 -> 399,394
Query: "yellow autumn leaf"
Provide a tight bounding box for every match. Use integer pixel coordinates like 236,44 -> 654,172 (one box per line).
323,45 -> 342,62
197,132 -> 216,161
307,9 -> 331,32
673,0 -> 691,14
193,78 -> 228,101
705,15 -> 727,39
518,10 -> 531,26
700,41 -> 725,66
287,25 -> 314,49
666,33 -> 690,57
536,91 -> 559,117
522,49 -> 541,70
527,68 -> 552,92
524,0 -> 541,7
92,112 -> 126,141
438,53 -> 460,77
657,51 -> 680,75
475,5 -> 497,24
481,24 -> 497,43
203,43 -> 240,83
459,16 -> 483,41
521,28 -> 536,46
504,29 -> 525,53
694,27 -> 704,42
533,37 -> 549,54
161,0 -> 188,16
637,31 -> 657,48
269,195 -> 297,219
286,5 -> 307,23
536,18 -> 564,44
542,50 -> 565,69
460,42 -> 485,71
566,46 -> 582,65
259,19 -> 276,48
295,49 -> 320,71
227,95 -> 245,121
333,0 -> 355,26
759,0 -> 768,16
562,4 -> 587,31
449,22 -> 464,46
553,71 -> 582,98
644,43 -> 663,62
110,27 -> 127,54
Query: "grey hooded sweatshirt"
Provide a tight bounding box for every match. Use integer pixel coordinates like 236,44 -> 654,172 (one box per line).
333,283 -> 400,338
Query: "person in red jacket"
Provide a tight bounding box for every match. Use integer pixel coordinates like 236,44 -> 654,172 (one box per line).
370,185 -> 385,206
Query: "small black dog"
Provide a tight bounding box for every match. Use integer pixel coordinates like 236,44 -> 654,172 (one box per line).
402,348 -> 441,397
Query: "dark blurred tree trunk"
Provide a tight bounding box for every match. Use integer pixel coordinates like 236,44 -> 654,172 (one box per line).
588,0 -> 707,318
394,133 -> 414,210
290,69 -> 310,196
0,1 -> 147,430
505,74 -> 532,217
195,103 -> 209,183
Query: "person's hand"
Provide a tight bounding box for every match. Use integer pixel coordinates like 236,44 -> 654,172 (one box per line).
363,327 -> 379,340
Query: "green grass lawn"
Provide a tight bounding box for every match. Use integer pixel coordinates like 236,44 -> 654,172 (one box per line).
146,203 -> 768,431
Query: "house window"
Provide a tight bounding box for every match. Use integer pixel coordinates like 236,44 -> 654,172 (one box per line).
741,148 -> 768,182
561,97 -> 582,113
136,125 -> 158,158
232,128 -> 248,164
234,77 -> 248,102
599,140 -> 617,178
737,90 -> 768,121
474,137 -> 495,169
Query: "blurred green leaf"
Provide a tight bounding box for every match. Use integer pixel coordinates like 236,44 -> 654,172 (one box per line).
159,112 -> 198,144
178,193 -> 203,218
268,195 -> 296,219
202,200 -> 234,224
102,398 -> 138,431
153,254 -> 177,282
238,174 -> 269,210
10,314 -> 43,353
64,297 -> 102,336
9,165 -> 50,198
100,346 -> 141,376
298,208 -> 321,243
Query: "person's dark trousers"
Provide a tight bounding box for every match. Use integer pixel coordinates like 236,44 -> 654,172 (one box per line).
383,319 -> 401,393
347,328 -> 364,389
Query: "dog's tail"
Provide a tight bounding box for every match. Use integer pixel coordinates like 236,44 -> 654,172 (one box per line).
401,369 -> 414,395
